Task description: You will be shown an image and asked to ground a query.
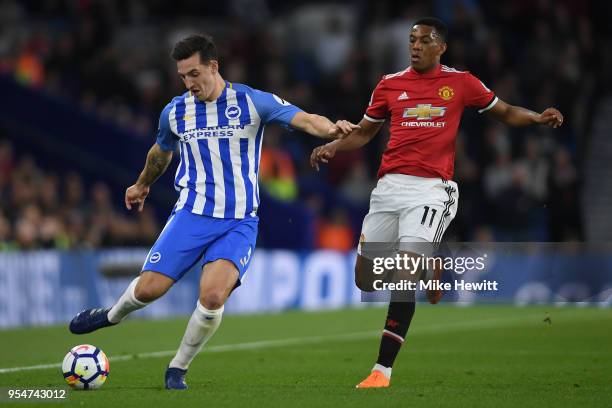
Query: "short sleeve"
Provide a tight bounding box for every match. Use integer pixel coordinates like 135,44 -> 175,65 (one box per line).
249,90 -> 303,125
464,73 -> 498,113
155,103 -> 178,151
364,79 -> 388,122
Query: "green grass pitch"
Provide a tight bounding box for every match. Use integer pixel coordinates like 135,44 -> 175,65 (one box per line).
0,305 -> 611,407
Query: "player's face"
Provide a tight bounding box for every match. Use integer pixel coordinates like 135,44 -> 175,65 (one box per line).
177,53 -> 219,101
409,25 -> 446,72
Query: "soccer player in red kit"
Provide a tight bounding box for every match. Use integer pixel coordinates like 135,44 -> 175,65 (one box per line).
311,17 -> 563,388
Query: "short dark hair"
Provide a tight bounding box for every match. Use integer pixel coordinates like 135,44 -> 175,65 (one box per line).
171,34 -> 218,63
413,17 -> 448,43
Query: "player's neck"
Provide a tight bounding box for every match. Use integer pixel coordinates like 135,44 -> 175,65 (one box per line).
205,74 -> 226,102
412,63 -> 439,75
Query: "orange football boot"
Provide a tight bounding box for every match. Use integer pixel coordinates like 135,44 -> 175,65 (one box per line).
355,370 -> 390,388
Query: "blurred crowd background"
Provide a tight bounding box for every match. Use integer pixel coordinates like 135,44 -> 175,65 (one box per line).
0,0 -> 610,250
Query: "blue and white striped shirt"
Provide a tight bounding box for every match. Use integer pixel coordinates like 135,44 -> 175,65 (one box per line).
156,81 -> 302,219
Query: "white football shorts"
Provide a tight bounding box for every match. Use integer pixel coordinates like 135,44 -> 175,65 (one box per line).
358,173 -> 459,257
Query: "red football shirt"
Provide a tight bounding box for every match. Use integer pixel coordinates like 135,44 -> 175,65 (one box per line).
365,64 -> 497,180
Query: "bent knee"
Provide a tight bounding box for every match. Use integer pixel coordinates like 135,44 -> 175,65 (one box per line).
355,256 -> 377,292
134,273 -> 172,303
355,274 -> 376,292
200,290 -> 227,310
134,285 -> 164,303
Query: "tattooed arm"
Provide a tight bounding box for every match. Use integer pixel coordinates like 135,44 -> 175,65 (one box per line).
125,143 -> 173,211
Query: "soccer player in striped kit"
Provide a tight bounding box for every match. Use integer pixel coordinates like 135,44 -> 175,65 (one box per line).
311,17 -> 563,388
69,34 -> 358,389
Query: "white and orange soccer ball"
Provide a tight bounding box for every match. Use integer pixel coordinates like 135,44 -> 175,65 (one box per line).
61,344 -> 109,390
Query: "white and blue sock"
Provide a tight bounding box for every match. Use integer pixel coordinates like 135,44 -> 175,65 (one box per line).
107,277 -> 147,324
169,302 -> 224,370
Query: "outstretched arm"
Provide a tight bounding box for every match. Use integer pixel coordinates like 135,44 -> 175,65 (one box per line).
310,118 -> 384,170
486,99 -> 563,128
290,111 -> 360,139
125,143 -> 173,211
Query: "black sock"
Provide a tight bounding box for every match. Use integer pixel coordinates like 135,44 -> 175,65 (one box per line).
376,300 -> 416,368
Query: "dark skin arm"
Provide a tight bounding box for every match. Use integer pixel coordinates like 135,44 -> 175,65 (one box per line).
485,99 -> 563,128
125,143 -> 173,211
310,118 -> 383,170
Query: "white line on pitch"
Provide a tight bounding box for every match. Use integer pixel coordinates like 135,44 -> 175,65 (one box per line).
0,312 -> 578,374
0,330 -> 379,374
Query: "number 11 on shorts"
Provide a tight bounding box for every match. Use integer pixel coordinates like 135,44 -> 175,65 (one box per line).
420,206 -> 437,228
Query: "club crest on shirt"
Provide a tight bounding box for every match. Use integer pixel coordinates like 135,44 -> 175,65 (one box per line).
225,105 -> 242,120
438,86 -> 454,101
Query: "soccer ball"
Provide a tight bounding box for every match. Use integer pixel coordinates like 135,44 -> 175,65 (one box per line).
62,344 -> 109,390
